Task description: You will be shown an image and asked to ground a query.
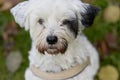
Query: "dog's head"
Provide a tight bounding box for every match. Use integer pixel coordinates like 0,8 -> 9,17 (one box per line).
11,0 -> 99,54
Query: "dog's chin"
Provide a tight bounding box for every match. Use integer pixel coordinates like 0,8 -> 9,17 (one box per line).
46,48 -> 65,54
37,45 -> 67,55
37,42 -> 68,55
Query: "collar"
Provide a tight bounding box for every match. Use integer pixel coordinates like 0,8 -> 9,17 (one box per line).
30,57 -> 90,80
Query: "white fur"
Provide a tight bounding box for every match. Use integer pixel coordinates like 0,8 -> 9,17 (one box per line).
11,0 -> 99,80
25,35 -> 99,80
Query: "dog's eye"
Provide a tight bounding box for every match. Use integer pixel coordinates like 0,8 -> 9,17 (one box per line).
38,19 -> 44,25
62,19 -> 71,25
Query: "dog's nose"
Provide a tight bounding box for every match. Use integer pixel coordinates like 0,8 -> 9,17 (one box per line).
46,35 -> 58,44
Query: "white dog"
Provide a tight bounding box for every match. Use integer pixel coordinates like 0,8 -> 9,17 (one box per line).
11,0 -> 100,80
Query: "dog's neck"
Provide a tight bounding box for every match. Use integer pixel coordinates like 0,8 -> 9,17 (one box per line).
29,35 -> 89,73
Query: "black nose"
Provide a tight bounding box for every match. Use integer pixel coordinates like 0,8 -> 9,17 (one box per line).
46,35 -> 58,44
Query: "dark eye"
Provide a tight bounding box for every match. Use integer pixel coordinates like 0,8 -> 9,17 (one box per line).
62,19 -> 71,25
38,19 -> 44,25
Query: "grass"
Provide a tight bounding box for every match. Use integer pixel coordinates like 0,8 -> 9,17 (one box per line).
0,29 -> 30,80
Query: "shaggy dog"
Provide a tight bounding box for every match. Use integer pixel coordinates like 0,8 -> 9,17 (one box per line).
11,0 -> 100,80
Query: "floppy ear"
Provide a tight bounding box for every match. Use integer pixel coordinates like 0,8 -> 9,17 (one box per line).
81,4 -> 100,27
10,1 -> 30,30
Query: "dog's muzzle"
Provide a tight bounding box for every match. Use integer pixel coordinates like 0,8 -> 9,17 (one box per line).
36,36 -> 68,54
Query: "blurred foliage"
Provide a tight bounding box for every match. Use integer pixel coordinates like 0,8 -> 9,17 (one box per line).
0,0 -> 120,80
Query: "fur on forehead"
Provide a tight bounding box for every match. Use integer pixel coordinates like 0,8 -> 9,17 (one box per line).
11,0 -> 99,30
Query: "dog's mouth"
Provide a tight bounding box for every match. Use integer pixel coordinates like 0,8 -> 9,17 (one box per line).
36,39 -> 68,54
46,46 -> 61,54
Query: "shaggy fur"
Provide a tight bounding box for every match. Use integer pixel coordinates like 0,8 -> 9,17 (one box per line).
11,0 -> 99,80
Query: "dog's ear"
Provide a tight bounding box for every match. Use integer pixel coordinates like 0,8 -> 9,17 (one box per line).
10,1 -> 30,30
80,4 -> 100,27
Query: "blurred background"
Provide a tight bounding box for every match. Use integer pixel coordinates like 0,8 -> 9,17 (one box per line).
0,0 -> 120,80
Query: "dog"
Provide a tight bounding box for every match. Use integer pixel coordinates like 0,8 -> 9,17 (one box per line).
11,0 -> 100,80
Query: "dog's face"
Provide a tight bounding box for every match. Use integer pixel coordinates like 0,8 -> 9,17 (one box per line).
28,3 -> 80,54
11,0 -> 99,54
